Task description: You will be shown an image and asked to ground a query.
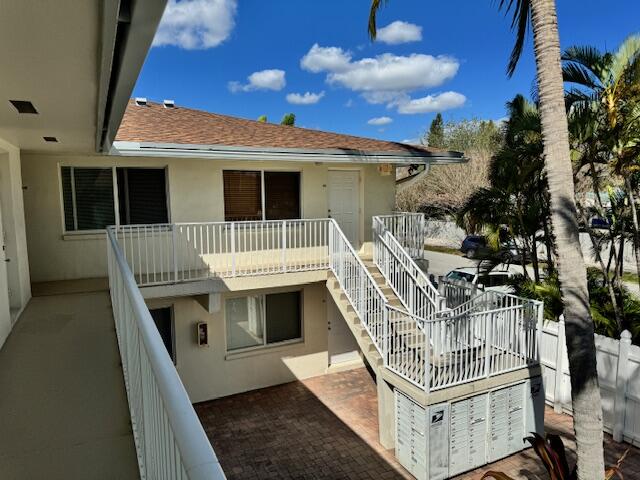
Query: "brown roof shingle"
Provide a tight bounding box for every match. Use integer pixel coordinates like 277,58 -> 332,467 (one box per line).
115,100 -> 446,156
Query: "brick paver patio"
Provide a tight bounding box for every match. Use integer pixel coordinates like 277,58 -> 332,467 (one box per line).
195,368 -> 639,480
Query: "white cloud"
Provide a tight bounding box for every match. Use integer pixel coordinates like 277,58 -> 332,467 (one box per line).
153,0 -> 237,49
301,45 -> 458,98
367,116 -> 393,126
300,44 -> 352,73
229,69 -> 286,92
396,91 -> 466,114
286,91 -> 325,105
327,53 -> 458,93
345,99 -> 354,107
376,21 -> 422,45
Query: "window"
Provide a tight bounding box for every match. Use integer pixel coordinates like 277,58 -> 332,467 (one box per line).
226,291 -> 302,351
60,166 -> 168,231
149,307 -> 175,363
223,170 -> 300,221
117,168 -> 168,224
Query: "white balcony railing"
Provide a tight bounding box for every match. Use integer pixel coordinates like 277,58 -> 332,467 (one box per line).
110,219 -> 330,286
107,229 -> 226,480
110,215 -> 542,395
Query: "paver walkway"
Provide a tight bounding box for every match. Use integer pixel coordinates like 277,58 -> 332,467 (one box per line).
0,292 -> 139,479
196,367 -> 640,480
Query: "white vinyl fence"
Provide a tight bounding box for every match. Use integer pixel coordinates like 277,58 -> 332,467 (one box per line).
540,319 -> 640,446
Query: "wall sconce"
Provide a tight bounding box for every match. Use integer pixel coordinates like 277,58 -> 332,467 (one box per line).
197,322 -> 208,347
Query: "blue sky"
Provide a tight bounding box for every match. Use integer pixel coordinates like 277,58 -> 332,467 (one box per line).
134,0 -> 640,144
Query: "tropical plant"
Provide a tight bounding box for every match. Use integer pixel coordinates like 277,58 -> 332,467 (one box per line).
257,115 -> 268,122
482,433 -> 627,480
369,1 -> 606,477
563,35 -> 640,292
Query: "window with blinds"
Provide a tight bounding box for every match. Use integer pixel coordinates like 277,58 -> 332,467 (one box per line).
223,170 -> 300,221
60,166 -> 168,231
61,167 -> 115,231
223,170 -> 262,221
117,168 -> 168,225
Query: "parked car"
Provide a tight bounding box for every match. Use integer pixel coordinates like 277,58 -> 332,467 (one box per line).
460,235 -> 525,263
443,267 -> 516,294
460,235 -> 487,258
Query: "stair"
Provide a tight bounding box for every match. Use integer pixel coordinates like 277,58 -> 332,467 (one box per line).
326,256 -> 421,377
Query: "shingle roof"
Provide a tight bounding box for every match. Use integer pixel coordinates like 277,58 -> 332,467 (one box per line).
115,100 -> 449,157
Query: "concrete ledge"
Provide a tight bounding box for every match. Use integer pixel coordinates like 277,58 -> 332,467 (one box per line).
381,364 -> 543,407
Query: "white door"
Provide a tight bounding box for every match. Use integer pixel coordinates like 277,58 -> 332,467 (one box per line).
328,170 -> 360,247
327,295 -> 360,365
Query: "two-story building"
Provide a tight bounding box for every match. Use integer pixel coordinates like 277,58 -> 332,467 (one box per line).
0,4 -> 546,479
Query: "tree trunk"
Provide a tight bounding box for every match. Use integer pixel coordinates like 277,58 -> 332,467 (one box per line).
624,176 -> 640,292
529,1 -> 605,478
531,234 -> 541,282
543,215 -> 555,272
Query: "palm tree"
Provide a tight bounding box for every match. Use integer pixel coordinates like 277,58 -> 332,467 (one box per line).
369,1 -> 605,478
563,35 -> 640,292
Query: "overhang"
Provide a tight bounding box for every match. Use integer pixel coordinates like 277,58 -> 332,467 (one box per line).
0,0 -> 166,154
112,141 -> 468,165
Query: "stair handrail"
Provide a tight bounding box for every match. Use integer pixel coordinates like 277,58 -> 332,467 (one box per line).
372,215 -> 444,316
328,219 -> 388,355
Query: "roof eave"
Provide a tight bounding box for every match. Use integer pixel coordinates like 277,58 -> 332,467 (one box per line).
111,141 -> 466,165
96,0 -> 168,153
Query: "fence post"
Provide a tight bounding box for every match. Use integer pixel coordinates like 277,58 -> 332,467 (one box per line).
230,223 -> 236,276
613,329 -> 632,442
172,225 -> 178,283
554,316 -> 566,414
281,220 -> 287,273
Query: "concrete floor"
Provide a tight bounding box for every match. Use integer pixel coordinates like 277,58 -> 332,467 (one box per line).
196,368 -> 640,480
0,291 -> 139,479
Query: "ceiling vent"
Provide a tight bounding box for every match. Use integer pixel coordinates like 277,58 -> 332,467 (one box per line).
43,136 -> 58,143
134,97 -> 148,106
163,99 -> 175,108
10,100 -> 38,114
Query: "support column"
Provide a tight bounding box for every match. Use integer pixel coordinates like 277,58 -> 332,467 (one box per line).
377,377 -> 395,449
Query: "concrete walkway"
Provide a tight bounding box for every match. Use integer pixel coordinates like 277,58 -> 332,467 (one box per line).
0,291 -> 139,479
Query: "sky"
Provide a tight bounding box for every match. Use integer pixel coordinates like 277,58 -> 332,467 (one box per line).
134,0 -> 640,144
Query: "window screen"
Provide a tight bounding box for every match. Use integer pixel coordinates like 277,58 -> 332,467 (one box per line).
265,291 -> 301,344
61,167 -> 115,231
265,172 -> 300,220
223,170 -> 262,221
117,168 -> 168,224
225,291 -> 302,351
226,296 -> 265,350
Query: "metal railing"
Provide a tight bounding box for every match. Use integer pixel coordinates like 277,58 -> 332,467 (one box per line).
373,212 -> 425,259
110,219 -> 330,286
329,220 -> 388,352
373,216 -> 444,319
109,216 -> 542,395
107,229 -> 226,480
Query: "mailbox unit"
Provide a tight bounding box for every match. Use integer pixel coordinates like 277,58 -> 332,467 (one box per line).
395,376 -> 545,479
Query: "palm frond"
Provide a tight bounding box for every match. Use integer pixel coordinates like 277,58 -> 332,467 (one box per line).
368,0 -> 387,40
610,35 -> 640,87
496,0 -> 532,77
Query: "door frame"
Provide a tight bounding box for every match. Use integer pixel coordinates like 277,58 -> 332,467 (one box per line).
327,167 -> 364,250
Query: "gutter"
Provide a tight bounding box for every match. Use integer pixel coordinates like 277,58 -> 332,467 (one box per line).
96,0 -> 168,153
111,141 -> 467,165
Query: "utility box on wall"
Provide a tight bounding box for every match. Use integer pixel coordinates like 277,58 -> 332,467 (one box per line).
395,376 -> 545,479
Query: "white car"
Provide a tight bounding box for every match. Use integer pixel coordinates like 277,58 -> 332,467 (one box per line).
443,267 -> 516,294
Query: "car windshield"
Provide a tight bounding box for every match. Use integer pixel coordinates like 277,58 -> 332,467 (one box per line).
446,271 -> 475,282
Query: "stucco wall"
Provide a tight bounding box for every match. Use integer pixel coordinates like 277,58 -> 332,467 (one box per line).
146,282 -> 329,403
21,152 -> 396,282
